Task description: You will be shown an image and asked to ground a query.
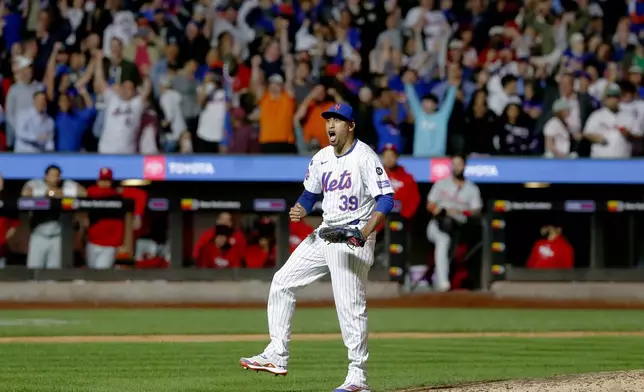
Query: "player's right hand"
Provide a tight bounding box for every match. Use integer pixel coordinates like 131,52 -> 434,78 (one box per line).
289,203 -> 306,222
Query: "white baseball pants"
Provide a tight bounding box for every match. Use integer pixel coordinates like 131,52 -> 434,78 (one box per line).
86,243 -> 117,269
427,220 -> 451,288
26,234 -> 61,269
263,229 -> 375,387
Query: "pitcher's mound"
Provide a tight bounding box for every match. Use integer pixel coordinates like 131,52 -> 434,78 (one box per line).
402,370 -> 644,392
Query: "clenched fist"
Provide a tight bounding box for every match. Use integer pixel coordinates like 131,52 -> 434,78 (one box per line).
289,203 -> 307,222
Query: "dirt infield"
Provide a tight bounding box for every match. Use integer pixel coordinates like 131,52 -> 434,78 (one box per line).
404,370 -> 644,392
2,331 -> 644,344
3,292 -> 644,310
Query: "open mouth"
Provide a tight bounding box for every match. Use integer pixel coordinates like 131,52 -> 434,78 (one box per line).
328,130 -> 337,143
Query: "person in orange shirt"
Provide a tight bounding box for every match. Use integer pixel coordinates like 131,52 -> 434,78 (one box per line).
526,224 -> 574,269
193,212 -> 246,269
251,53 -> 297,153
294,85 -> 334,149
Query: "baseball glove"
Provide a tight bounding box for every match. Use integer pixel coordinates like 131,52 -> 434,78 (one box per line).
318,226 -> 366,248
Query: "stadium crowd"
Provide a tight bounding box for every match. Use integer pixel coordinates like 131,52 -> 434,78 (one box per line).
0,0 -> 642,158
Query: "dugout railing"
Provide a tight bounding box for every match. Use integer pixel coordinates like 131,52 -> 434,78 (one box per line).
0,196 -> 391,282
482,199 -> 644,288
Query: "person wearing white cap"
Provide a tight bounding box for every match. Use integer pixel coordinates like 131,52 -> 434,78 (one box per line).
544,98 -> 581,158
5,56 -> 43,149
583,85 -> 640,158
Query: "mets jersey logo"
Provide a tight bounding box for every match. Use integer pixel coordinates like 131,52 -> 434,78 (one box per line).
321,170 -> 352,192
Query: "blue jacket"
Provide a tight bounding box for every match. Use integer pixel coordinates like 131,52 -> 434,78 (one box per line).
406,83 -> 456,157
56,109 -> 96,152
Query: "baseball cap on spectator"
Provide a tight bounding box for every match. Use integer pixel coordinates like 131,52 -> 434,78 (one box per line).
321,103 -> 354,122
588,3 -> 603,18
267,74 -> 284,85
382,143 -> 399,155
99,167 -> 113,180
629,65 -> 643,75
552,98 -> 570,113
569,33 -> 584,45
448,40 -> 464,50
605,85 -> 621,98
489,26 -> 505,37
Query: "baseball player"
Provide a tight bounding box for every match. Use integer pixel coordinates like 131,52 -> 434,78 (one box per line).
240,103 -> 395,392
426,154 -> 482,292
22,165 -> 86,269
86,168 -> 123,269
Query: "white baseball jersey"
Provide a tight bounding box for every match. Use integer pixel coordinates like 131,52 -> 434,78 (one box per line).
304,140 -> 394,227
98,88 -> 144,154
583,107 -> 639,158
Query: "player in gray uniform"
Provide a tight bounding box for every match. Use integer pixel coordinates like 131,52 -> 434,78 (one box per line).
426,154 -> 482,292
21,165 -> 86,269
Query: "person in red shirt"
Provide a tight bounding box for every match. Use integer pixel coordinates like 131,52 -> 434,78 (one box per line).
381,144 -> 421,221
289,220 -> 313,254
527,224 -> 574,269
193,212 -> 246,268
85,168 -> 124,269
243,217 -> 277,269
0,174 -> 19,268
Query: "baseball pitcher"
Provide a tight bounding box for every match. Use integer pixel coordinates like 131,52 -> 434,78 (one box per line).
240,103 -> 395,392
22,165 -> 85,269
426,154 -> 482,292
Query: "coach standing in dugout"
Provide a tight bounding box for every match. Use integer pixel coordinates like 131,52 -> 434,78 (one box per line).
21,165 -> 86,269
85,168 -> 123,269
426,154 -> 482,292
382,144 -> 420,221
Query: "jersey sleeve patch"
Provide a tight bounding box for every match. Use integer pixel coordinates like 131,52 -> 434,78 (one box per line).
376,167 -> 383,175
377,180 -> 391,189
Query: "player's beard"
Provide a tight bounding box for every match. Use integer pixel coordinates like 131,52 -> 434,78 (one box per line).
452,170 -> 465,180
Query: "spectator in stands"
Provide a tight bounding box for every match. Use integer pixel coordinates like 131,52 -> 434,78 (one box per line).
252,54 -> 296,154
5,56 -> 42,149
93,49 -> 151,154
103,37 -> 140,86
195,73 -> 227,153
124,28 -> 162,78
463,89 -> 499,155
488,74 -> 519,116
526,223 -> 574,269
228,108 -> 260,154
495,98 -> 538,155
150,37 -> 182,96
583,85 -> 641,158
295,85 -> 334,149
404,70 -> 457,156
544,98 -> 582,158
173,59 -> 201,134
14,91 -> 54,153
193,212 -> 246,269
158,76 -> 187,152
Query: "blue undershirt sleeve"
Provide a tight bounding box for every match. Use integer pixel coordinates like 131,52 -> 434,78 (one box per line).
296,190 -> 322,214
374,193 -> 394,215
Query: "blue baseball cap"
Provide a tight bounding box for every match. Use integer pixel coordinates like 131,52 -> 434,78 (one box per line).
321,103 -> 354,122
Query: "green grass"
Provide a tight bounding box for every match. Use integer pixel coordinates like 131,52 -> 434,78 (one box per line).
0,308 -> 642,336
1,337 -> 643,392
1,308 -> 643,391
